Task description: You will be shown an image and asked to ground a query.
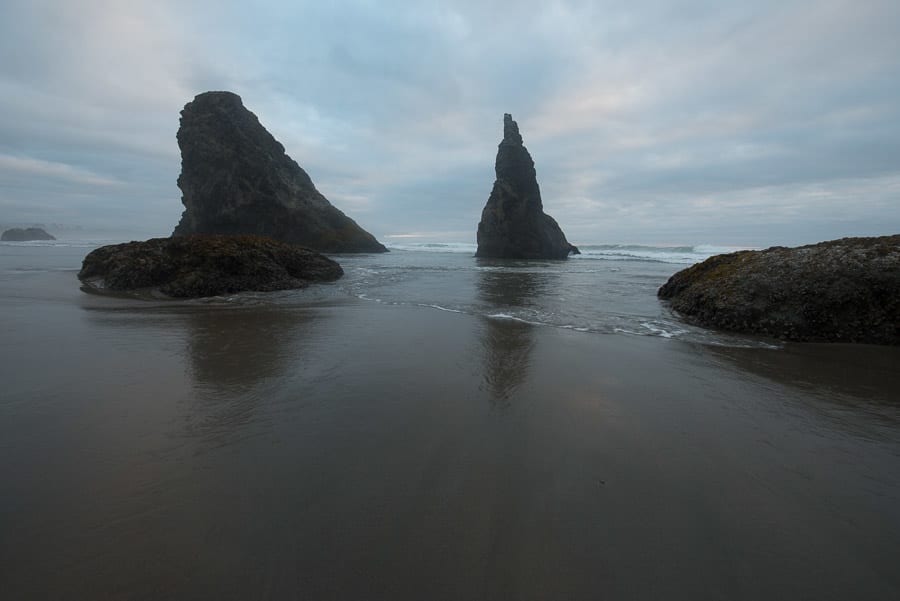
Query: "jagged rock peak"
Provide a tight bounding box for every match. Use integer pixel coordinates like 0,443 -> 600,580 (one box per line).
502,113 -> 523,145
172,91 -> 387,253
475,114 -> 579,259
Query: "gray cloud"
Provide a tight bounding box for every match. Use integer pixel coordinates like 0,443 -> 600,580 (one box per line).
1,0 -> 898,245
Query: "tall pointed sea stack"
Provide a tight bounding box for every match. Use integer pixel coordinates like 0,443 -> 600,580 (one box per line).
476,114 -> 578,259
173,91 -> 386,253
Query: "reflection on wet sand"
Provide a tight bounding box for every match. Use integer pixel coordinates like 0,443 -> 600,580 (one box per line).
81,302 -> 324,446
185,306 -> 318,391
181,305 -> 323,445
706,342 -> 900,405
476,263 -> 559,403
479,318 -> 534,403
703,342 -> 900,438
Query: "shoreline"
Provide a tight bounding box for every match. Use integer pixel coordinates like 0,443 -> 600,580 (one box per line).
1,248 -> 899,599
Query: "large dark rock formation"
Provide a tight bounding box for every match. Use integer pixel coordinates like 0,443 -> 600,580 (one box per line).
79,234 -> 343,298
2,227 -> 55,241
658,235 -> 900,345
172,91 -> 386,253
476,114 -> 578,259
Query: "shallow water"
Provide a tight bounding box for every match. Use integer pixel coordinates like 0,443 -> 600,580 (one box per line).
1,242 -> 899,600
333,243 -> 770,346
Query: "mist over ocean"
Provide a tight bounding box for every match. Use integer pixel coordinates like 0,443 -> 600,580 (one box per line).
2,239 -> 899,600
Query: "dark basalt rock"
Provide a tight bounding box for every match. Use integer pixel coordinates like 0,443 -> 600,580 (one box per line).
2,227 -> 55,241
476,114 -> 578,259
658,235 -> 900,345
172,91 -> 386,253
79,234 -> 343,298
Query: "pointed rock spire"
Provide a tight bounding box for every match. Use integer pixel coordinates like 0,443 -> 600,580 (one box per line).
502,113 -> 523,145
475,114 -> 579,259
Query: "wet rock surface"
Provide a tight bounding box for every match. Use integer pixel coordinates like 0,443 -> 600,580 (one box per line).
658,235 -> 900,344
79,234 -> 343,298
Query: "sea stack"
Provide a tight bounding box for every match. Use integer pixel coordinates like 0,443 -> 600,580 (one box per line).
475,114 -> 578,259
172,91 -> 386,253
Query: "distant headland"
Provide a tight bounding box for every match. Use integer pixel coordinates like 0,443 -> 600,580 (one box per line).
2,227 -> 55,241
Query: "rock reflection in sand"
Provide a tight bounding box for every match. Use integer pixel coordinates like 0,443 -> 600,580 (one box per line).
476,264 -> 559,403
185,306 -> 318,391
81,300 -> 325,447
181,305 -> 323,445
702,342 -> 900,440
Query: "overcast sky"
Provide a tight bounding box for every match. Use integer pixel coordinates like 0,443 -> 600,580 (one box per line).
1,0 -> 898,246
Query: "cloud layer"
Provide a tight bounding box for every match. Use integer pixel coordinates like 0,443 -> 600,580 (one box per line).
2,0 -> 898,244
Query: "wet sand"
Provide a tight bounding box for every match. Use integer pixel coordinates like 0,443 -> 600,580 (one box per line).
1,271 -> 900,599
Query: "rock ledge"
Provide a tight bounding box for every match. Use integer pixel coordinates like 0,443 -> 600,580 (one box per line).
658,235 -> 900,344
78,234 -> 343,298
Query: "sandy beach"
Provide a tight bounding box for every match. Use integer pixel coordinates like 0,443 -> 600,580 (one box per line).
2,251 -> 899,599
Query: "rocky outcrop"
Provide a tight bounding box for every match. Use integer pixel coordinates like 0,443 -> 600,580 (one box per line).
2,227 -> 55,241
658,235 -> 900,344
476,114 -> 578,259
172,91 -> 386,253
79,234 -> 343,298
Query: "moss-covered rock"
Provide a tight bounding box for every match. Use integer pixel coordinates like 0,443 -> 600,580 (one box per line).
79,234 -> 343,298
658,235 -> 900,345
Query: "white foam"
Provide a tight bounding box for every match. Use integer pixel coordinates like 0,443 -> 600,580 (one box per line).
560,325 -> 592,332
386,242 -> 477,254
486,313 -> 545,326
488,312 -> 515,319
357,293 -> 383,303
573,244 -> 756,265
418,303 -> 463,314
640,321 -> 688,338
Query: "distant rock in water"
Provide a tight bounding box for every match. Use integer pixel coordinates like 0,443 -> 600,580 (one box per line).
658,235 -> 900,345
79,234 -> 343,299
2,227 -> 55,241
475,114 -> 578,259
172,91 -> 386,253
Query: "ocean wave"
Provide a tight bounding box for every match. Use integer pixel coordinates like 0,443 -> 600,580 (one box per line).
638,320 -> 690,338
486,312 -> 546,326
574,244 -> 754,265
385,242 -> 753,264
418,303 -> 464,313
386,242 -> 477,254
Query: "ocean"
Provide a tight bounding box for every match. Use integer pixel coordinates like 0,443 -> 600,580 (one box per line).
339,242 -> 761,345
2,238 -> 899,600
